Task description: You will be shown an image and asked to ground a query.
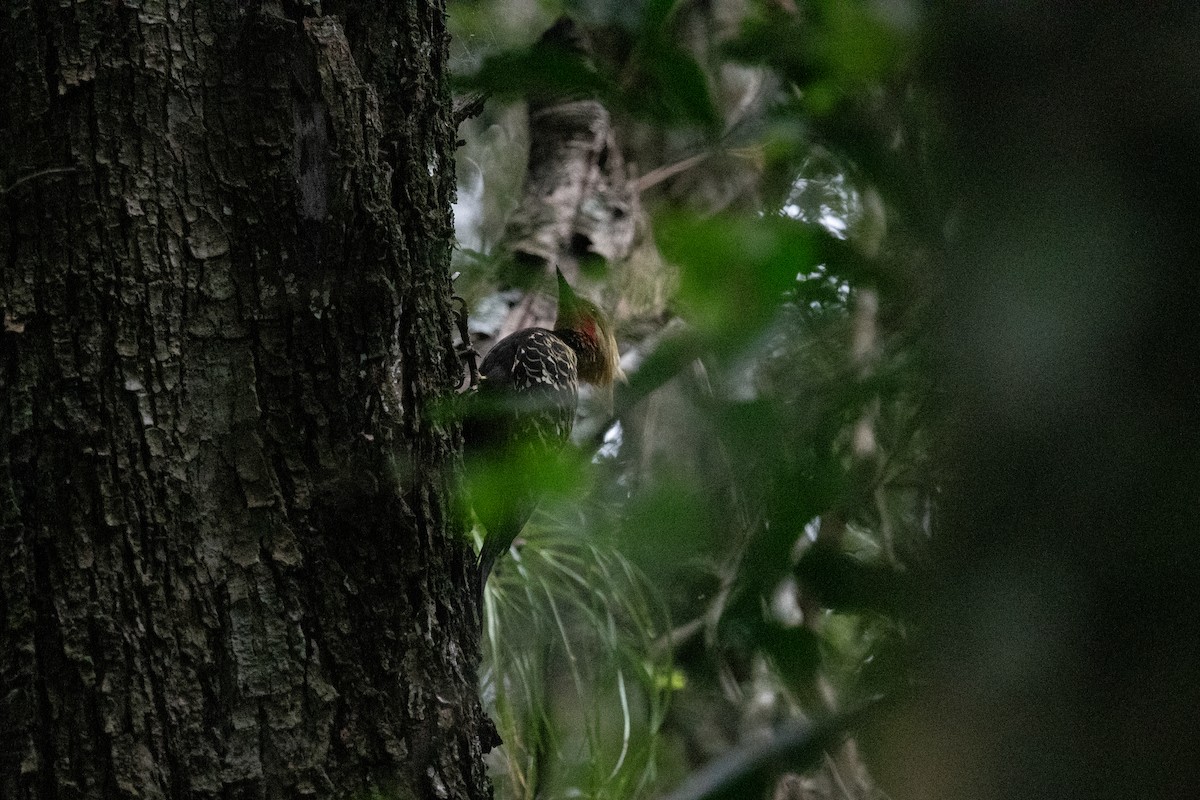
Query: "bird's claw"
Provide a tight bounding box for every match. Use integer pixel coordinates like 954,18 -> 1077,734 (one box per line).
451,290 -> 481,392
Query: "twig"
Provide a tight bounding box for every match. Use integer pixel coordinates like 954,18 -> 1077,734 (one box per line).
657,697 -> 886,800
651,616 -> 704,657
453,92 -> 490,128
634,152 -> 711,193
823,752 -> 857,800
1,166 -> 77,196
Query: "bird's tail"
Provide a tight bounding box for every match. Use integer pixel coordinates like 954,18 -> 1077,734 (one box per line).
477,521 -> 519,598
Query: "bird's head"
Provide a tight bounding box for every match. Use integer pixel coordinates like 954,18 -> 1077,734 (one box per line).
555,268 -> 625,390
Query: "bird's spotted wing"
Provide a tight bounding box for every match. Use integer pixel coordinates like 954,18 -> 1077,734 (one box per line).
474,327 -> 579,450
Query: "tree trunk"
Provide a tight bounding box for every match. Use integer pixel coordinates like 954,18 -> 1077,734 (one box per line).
0,3 -> 489,798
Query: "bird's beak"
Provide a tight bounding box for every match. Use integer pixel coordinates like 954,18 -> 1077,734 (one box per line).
555,267 -> 578,310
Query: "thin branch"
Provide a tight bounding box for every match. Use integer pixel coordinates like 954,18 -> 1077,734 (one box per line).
453,92 -> 490,128
635,152 -> 711,193
657,697 -> 886,800
823,752 -> 857,800
651,615 -> 704,657
1,166 -> 77,196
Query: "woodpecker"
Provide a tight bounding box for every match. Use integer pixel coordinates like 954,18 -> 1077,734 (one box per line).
466,268 -> 623,589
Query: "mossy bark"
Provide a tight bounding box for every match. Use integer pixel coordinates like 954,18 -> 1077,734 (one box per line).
0,2 -> 488,798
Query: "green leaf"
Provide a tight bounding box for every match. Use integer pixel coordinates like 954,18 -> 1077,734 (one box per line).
724,1 -> 909,117
640,0 -> 677,31
656,212 -> 823,344
454,45 -> 610,104
759,625 -> 822,688
795,540 -> 917,615
629,38 -> 722,128
620,476 -> 721,577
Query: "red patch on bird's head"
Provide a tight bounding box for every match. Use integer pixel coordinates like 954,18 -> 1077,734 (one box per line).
563,310 -> 597,342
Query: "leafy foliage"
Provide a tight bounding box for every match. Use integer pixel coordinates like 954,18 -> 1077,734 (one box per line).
481,513 -> 672,800
451,1 -> 942,798
453,2 -> 1200,799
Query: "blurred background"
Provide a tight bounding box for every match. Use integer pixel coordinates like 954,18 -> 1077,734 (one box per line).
449,1 -> 1200,799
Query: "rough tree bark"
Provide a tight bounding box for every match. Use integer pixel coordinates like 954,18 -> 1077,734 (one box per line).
0,2 -> 490,798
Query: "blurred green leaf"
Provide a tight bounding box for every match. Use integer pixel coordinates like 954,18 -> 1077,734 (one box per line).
455,44 -> 610,104
464,446 -> 587,529
456,12 -> 719,129
621,476 -> 722,579
656,212 -> 824,344
628,38 -> 722,129
725,1 -> 908,116
640,0 -> 677,31
713,400 -> 784,467
725,11 -> 815,88
758,624 -> 822,689
795,540 -> 917,615
810,0 -> 907,84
